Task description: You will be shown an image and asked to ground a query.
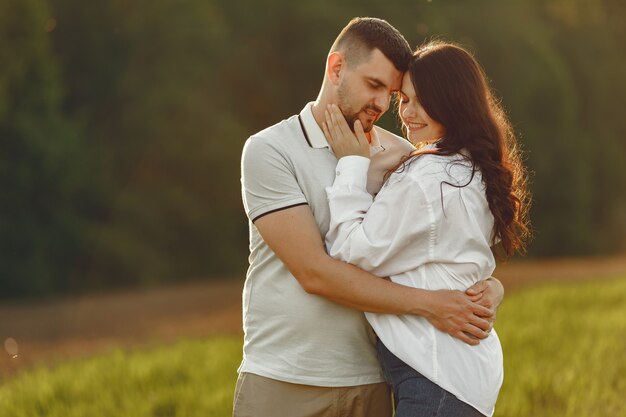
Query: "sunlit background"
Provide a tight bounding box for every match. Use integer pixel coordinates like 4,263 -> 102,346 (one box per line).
1,0 -> 625,416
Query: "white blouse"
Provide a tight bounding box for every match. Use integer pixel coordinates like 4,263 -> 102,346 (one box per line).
325,147 -> 503,417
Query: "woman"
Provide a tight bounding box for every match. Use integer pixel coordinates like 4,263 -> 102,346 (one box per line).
321,41 -> 530,417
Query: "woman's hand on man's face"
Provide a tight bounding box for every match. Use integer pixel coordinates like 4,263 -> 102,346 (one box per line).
322,104 -> 371,159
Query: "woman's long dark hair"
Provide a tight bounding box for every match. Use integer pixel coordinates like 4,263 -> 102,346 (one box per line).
391,40 -> 531,257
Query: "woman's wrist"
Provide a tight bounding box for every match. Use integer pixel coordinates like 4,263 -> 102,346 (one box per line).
333,156 -> 370,190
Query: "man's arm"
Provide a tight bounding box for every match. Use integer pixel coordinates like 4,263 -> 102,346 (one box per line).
255,204 -> 493,345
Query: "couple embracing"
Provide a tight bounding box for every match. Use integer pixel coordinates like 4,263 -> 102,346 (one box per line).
236,16 -> 530,417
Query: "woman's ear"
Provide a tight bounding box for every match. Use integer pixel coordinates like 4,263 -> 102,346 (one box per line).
326,52 -> 345,86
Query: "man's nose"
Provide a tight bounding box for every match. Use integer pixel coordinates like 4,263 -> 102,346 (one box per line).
375,92 -> 390,113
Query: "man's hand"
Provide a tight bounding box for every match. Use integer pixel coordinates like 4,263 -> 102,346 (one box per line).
465,277 -> 505,332
422,289 -> 494,346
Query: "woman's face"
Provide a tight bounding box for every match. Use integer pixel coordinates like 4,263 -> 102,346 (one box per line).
398,72 -> 446,145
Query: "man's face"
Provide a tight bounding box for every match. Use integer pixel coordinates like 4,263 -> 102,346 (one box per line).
335,48 -> 403,132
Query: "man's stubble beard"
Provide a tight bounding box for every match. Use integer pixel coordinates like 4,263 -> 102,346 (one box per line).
336,81 -> 375,133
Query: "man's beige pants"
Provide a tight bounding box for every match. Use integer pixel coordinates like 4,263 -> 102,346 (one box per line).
232,372 -> 392,417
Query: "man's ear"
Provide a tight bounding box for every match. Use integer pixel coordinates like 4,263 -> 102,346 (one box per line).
326,52 -> 345,86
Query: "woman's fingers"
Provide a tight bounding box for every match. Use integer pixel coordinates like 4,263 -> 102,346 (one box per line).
324,108 -> 351,157
330,105 -> 370,156
329,106 -> 348,141
322,121 -> 335,151
330,105 -> 354,138
353,119 -> 368,146
325,109 -> 339,142
321,104 -> 371,158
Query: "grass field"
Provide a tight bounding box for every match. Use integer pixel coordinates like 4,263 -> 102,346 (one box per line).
0,337 -> 242,417
1,276 -> 625,417
495,277 -> 626,417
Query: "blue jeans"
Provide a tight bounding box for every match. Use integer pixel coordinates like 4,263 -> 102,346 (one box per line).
376,339 -> 485,417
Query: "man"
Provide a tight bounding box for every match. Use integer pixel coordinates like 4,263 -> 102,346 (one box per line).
235,17 -> 504,417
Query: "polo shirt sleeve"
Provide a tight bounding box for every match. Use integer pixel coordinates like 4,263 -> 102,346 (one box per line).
241,136 -> 308,222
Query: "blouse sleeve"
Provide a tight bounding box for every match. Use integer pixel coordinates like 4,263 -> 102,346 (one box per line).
325,156 -> 434,278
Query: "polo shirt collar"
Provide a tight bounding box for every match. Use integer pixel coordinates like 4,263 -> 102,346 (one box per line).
299,102 -> 329,149
299,102 -> 385,156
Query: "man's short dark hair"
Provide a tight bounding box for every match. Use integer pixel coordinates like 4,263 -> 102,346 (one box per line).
330,17 -> 412,72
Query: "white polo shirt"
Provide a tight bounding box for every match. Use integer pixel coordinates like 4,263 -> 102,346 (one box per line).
239,102 -> 414,386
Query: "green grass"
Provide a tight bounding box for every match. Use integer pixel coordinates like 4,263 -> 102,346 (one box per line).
495,277 -> 626,417
0,337 -> 242,417
1,277 -> 625,417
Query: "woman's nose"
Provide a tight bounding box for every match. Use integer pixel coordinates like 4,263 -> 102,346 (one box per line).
402,103 -> 415,118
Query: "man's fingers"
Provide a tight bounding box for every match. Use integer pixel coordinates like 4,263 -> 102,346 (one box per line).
471,303 -> 494,318
463,324 -> 489,339
466,280 -> 488,296
468,316 -> 491,331
467,293 -> 482,303
456,331 -> 480,346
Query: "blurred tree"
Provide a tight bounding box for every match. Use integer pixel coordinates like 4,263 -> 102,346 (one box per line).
2,0 -> 625,298
396,0 -> 626,255
0,0 -> 98,297
48,0 -> 253,286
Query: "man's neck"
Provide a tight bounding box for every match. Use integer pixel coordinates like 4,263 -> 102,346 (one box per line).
310,100 -> 327,131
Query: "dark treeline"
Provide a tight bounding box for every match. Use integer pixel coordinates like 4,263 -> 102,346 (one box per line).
1,0 -> 625,298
